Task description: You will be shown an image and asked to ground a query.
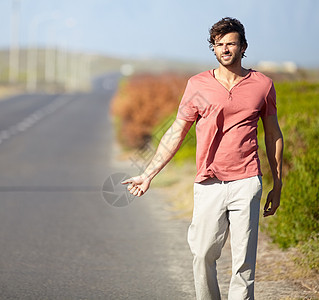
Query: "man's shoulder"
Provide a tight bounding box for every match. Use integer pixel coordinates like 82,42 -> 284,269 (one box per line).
249,69 -> 273,85
188,70 -> 212,85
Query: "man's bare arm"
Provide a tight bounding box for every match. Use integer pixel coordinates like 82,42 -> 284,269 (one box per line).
122,118 -> 194,197
262,114 -> 284,217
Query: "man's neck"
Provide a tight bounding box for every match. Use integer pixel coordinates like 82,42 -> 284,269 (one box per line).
215,64 -> 248,83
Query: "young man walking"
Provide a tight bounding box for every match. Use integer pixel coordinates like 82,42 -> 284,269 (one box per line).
122,17 -> 283,300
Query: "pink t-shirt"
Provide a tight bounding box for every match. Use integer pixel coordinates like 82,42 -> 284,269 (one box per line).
176,69 -> 277,183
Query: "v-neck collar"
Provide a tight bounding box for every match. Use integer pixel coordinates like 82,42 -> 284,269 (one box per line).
209,69 -> 252,93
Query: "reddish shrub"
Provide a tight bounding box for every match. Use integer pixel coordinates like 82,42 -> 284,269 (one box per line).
111,73 -> 189,148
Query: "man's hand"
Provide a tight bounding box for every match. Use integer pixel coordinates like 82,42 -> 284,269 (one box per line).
263,187 -> 281,217
121,174 -> 151,197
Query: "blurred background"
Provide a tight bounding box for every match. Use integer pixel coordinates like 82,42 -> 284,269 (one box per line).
0,0 -> 318,298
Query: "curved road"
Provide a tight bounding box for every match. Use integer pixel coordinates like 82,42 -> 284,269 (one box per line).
0,74 -> 196,299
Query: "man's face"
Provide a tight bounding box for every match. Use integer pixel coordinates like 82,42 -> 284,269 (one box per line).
213,32 -> 245,66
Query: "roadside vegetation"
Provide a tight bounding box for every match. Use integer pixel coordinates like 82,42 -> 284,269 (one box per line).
111,72 -> 319,274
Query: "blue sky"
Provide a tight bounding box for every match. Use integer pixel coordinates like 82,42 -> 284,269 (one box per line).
1,0 -> 319,67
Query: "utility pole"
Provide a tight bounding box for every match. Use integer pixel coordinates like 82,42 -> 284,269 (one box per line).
9,0 -> 20,84
27,13 -> 59,92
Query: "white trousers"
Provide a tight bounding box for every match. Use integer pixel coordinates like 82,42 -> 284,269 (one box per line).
187,176 -> 262,300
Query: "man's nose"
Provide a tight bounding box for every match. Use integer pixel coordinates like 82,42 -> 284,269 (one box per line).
222,44 -> 229,52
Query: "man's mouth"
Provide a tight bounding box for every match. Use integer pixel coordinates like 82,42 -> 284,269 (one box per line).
222,54 -> 231,60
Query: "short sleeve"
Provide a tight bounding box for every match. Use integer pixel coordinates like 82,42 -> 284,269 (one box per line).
261,81 -> 277,118
176,79 -> 198,121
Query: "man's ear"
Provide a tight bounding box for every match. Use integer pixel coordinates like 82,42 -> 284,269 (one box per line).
240,44 -> 247,57
241,45 -> 247,55
211,47 -> 216,56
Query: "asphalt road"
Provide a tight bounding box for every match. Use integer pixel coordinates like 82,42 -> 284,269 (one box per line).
0,74 -> 196,299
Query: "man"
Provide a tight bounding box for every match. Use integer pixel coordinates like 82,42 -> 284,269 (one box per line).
122,17 -> 283,300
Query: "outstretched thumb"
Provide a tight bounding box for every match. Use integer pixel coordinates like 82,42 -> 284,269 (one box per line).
121,178 -> 133,185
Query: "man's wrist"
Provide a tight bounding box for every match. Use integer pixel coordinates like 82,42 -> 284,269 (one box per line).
141,171 -> 154,182
273,179 -> 282,190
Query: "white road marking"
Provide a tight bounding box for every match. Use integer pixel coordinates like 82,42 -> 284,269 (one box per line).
0,95 -> 73,147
